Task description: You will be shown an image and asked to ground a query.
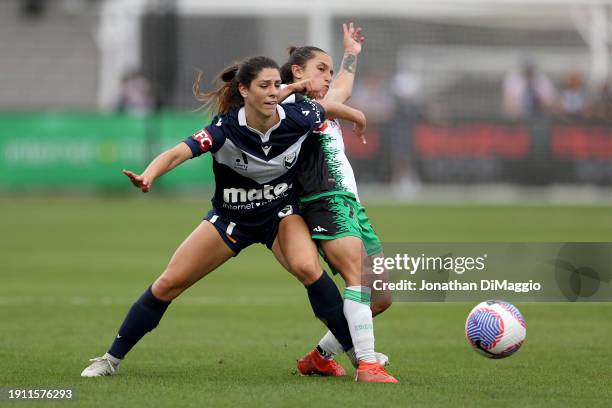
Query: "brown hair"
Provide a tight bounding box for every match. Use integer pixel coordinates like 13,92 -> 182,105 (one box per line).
280,46 -> 327,84
193,56 -> 279,115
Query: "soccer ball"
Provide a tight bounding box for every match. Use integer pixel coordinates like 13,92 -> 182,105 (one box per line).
465,300 -> 526,359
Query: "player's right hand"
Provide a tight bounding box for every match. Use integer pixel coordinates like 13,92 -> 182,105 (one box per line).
291,78 -> 327,100
122,169 -> 152,193
291,78 -> 314,96
343,22 -> 365,56
353,112 -> 367,144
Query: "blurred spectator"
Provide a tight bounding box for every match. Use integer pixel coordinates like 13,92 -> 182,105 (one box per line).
391,71 -> 422,107
117,70 -> 158,117
388,70 -> 422,192
559,71 -> 588,118
589,81 -> 612,120
351,72 -> 395,125
351,72 -> 395,181
502,60 -> 557,120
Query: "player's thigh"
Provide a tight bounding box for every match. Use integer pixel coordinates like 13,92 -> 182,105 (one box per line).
274,214 -> 322,285
320,236 -> 365,287
153,220 -> 235,300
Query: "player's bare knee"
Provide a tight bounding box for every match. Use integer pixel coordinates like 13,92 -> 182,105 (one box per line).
152,274 -> 185,301
289,259 -> 321,285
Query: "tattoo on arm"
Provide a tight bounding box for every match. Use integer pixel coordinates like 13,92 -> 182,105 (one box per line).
341,53 -> 357,74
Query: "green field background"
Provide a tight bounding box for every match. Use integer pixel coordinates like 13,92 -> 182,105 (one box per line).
1,197 -> 610,407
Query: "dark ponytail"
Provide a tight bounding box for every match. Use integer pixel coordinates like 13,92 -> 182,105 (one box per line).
193,56 -> 279,115
280,46 -> 327,84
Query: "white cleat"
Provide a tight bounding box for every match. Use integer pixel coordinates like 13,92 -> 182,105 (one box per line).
346,348 -> 390,368
81,354 -> 120,377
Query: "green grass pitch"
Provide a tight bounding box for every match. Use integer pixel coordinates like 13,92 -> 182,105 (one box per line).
1,197 -> 611,407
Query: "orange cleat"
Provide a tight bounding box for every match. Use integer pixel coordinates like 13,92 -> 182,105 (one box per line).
297,349 -> 347,377
355,362 -> 398,383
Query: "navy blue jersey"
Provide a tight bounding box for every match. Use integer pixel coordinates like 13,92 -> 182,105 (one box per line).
184,98 -> 325,226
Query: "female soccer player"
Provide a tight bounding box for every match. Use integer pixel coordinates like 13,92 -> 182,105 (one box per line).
277,23 -> 396,383
80,56 -> 368,378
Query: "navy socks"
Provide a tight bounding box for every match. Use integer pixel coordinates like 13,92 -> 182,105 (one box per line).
107,273 -> 352,359
306,271 -> 354,351
108,286 -> 171,359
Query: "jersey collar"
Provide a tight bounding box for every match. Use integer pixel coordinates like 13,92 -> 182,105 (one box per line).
237,104 -> 285,143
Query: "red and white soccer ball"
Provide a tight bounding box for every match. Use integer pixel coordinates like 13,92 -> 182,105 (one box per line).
465,300 -> 526,359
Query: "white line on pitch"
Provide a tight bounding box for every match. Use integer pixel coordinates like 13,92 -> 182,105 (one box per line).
0,296 -> 302,306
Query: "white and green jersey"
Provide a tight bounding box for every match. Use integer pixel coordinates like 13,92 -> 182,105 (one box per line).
297,118 -> 360,202
282,92 -> 360,202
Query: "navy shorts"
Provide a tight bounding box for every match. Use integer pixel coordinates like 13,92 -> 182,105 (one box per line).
205,202 -> 300,254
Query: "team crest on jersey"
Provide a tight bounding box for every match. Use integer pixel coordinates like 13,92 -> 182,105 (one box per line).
234,152 -> 249,171
284,152 -> 297,169
191,129 -> 213,152
277,205 -> 294,218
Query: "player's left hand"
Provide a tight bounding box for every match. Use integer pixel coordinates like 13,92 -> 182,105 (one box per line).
343,22 -> 365,55
122,169 -> 152,193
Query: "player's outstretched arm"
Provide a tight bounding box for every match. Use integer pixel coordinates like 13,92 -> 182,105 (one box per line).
319,100 -> 367,144
325,22 -> 364,103
123,143 -> 193,192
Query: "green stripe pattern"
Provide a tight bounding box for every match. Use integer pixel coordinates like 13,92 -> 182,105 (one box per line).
344,287 -> 371,306
318,129 -> 348,192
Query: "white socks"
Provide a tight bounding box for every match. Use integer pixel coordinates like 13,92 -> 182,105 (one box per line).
343,286 -> 376,363
317,330 -> 344,359
317,286 -> 377,364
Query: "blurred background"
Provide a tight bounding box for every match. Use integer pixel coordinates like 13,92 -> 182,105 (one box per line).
2,0 -> 612,202
3,3 -> 612,404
